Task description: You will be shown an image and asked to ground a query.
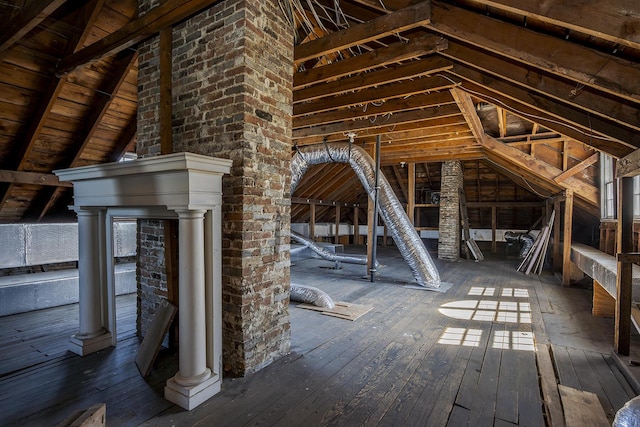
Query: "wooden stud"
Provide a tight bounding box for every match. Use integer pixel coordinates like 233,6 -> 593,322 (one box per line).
562,190 -> 574,286
407,163 -> 415,225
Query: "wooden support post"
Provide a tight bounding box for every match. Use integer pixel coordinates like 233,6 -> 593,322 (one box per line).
353,206 -> 359,245
367,198 -> 374,271
618,177 -> 634,254
491,206 -> 497,253
553,199 -> 561,272
615,177 -> 635,355
309,203 -> 316,241
615,253 -> 640,355
334,205 -> 340,244
407,163 -> 415,225
562,190 -> 574,286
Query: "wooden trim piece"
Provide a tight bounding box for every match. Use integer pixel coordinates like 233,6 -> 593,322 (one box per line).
57,0 -> 223,76
294,2 -> 431,62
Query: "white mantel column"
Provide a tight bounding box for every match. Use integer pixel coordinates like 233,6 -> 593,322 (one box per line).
165,208 -> 220,410
69,208 -> 112,356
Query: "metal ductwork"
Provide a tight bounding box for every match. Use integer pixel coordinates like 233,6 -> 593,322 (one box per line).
291,142 -> 441,289
290,283 -> 335,309
291,230 -> 370,266
504,231 -> 535,258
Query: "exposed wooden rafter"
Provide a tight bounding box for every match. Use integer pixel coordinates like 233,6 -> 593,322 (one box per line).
0,0 -> 67,55
56,0 -> 223,76
294,2 -> 431,63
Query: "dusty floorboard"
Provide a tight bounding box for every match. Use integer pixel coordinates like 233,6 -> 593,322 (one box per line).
0,246 -> 638,426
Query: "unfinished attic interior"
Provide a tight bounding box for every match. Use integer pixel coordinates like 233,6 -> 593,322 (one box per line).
3,0 -> 640,424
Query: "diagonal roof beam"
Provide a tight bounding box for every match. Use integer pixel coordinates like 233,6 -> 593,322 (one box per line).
428,1 -> 640,104
0,0 -> 68,55
57,0 -> 222,76
482,136 -> 598,206
36,49 -> 138,220
108,117 -> 138,163
0,0 -> 105,216
450,87 -> 487,144
465,0 -> 640,52
454,73 -> 637,158
294,34 -> 447,89
294,1 -> 431,63
554,152 -> 599,184
441,41 -> 640,133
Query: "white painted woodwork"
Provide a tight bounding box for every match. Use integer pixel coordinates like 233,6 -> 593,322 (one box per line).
55,152 -> 232,410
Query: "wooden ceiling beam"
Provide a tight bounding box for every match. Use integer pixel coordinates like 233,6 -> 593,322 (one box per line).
0,170 -> 72,187
554,152 -> 599,184
108,117 -> 137,162
295,56 -> 452,103
441,41 -> 640,133
57,0 -> 222,76
294,92 -> 455,129
464,0 -> 640,52
450,87 -> 486,144
482,136 -> 598,206
0,0 -> 68,55
428,1 -> 640,103
455,75 -> 636,158
293,104 -> 462,139
378,147 -> 485,165
617,149 -> 640,178
36,49 -> 138,220
294,34 -> 447,89
0,0 -> 105,217
294,75 -> 457,116
294,1 -> 431,63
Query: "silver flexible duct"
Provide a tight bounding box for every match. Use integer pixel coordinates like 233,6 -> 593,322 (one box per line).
291,142 -> 441,288
504,231 -> 535,258
290,283 -> 336,309
291,230 -> 370,265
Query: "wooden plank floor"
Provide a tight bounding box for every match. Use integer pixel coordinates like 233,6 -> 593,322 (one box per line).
1,246 -> 638,426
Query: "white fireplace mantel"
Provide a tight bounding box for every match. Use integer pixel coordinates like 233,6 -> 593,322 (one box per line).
55,152 -> 232,411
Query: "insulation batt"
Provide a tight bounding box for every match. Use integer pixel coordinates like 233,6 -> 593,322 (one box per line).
291,142 -> 441,288
290,283 -> 336,309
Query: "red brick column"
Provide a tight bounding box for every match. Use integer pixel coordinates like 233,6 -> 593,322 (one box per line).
137,0 -> 293,375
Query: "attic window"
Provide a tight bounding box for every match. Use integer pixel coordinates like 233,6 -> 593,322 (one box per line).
601,153 -> 615,219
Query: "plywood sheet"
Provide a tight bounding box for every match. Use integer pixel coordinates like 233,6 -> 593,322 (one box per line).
297,301 -> 373,321
559,384 -> 609,427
